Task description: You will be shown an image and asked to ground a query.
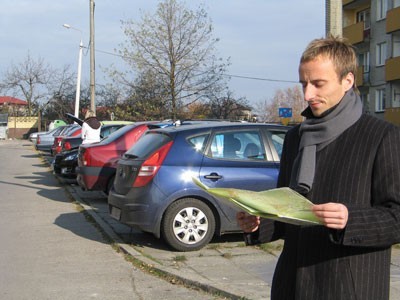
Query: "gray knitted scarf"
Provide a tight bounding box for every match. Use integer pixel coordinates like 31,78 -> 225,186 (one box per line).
289,88 -> 363,194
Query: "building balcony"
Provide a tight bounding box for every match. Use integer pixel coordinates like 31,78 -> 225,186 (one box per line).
384,108 -> 400,126
343,22 -> 365,44
385,56 -> 400,82
343,0 -> 354,5
342,0 -> 370,9
386,6 -> 400,33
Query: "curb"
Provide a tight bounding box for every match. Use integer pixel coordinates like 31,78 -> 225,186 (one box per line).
64,184 -> 246,300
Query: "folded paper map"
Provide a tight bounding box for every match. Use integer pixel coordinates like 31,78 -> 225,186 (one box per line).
193,177 -> 322,226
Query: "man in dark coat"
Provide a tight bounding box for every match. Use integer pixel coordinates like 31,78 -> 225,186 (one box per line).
237,35 -> 400,300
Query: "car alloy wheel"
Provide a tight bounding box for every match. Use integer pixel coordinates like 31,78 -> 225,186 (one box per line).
162,198 -> 215,252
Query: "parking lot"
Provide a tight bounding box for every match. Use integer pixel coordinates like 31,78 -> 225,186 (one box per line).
2,138 -> 400,299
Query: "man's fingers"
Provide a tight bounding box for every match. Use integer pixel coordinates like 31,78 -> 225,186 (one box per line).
312,203 -> 348,229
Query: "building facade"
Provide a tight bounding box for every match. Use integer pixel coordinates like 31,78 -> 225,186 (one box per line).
342,0 -> 400,125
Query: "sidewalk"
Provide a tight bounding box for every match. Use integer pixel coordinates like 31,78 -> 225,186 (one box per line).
62,153 -> 400,300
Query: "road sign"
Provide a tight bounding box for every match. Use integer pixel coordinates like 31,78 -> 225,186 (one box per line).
279,108 -> 292,118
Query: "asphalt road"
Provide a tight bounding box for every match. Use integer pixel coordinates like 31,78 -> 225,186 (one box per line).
0,139 -> 225,300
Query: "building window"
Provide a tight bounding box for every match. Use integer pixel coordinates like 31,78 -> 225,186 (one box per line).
358,52 -> 370,72
393,35 -> 400,57
376,42 -> 387,66
360,93 -> 370,113
393,89 -> 400,108
357,9 -> 370,30
375,89 -> 386,112
377,0 -> 388,20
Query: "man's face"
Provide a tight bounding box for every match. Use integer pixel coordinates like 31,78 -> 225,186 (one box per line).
299,55 -> 354,117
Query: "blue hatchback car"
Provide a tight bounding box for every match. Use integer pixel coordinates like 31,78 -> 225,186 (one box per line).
108,122 -> 289,251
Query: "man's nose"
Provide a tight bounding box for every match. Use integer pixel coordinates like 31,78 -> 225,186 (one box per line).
303,85 -> 315,101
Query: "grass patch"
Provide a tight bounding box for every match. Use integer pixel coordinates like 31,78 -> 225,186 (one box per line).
207,243 -> 221,250
222,252 -> 233,259
173,255 -> 187,262
257,240 -> 284,255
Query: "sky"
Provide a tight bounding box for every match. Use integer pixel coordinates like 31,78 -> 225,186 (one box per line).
0,0 -> 325,107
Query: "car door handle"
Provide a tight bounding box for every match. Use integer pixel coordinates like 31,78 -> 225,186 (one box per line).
204,173 -> 222,181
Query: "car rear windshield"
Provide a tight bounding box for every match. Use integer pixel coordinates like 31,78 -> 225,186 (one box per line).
124,131 -> 172,158
98,124 -> 137,144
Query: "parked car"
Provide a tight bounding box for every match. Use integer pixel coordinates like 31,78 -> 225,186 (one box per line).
52,124 -> 128,178
76,122 -> 162,194
29,130 -> 48,144
76,120 -> 220,194
108,123 -> 289,251
50,125 -> 82,156
52,149 -> 80,179
35,126 -> 69,152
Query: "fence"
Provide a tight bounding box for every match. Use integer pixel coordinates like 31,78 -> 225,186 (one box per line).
7,116 -> 39,139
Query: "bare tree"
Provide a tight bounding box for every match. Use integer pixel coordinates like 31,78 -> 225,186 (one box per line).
208,90 -> 251,120
255,85 -> 305,124
116,0 -> 229,120
1,53 -> 56,115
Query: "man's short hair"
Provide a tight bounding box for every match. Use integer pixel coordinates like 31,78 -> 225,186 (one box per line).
300,35 -> 358,85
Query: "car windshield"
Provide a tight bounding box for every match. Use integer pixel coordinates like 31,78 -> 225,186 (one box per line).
124,131 -> 172,158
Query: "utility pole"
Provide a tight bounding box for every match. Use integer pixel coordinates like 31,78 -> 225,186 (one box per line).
89,0 -> 96,113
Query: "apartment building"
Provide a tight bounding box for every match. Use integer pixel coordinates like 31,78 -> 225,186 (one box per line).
342,0 -> 400,125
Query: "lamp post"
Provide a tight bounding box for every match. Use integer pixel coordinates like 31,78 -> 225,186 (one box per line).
63,24 -> 83,119
89,0 -> 96,113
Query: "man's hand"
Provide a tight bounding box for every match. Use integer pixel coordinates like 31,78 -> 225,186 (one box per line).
312,203 -> 348,229
236,211 -> 260,233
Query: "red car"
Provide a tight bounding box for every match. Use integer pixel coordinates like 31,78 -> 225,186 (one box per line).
51,125 -> 81,156
76,122 -> 160,194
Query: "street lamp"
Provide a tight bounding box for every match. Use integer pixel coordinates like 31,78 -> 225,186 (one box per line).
89,0 -> 96,113
63,23 -> 83,119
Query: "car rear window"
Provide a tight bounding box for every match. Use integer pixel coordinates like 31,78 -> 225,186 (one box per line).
124,131 -> 172,158
187,134 -> 209,152
100,125 -> 125,139
98,124 -> 137,144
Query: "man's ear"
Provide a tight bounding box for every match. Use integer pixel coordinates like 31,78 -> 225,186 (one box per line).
343,72 -> 355,92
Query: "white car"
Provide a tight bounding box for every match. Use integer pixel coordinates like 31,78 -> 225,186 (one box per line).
29,131 -> 48,144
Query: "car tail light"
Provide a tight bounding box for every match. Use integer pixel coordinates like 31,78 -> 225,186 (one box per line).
64,141 -> 71,151
37,136 -> 41,144
53,137 -> 62,148
133,141 -> 173,188
81,148 -> 90,166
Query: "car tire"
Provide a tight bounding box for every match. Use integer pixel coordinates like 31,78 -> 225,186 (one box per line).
105,175 -> 115,195
161,198 -> 215,252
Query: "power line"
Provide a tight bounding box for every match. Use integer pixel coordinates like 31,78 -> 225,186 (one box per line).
223,73 -> 298,84
87,46 -> 299,84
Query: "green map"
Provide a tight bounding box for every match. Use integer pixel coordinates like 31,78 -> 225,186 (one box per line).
193,177 -> 323,226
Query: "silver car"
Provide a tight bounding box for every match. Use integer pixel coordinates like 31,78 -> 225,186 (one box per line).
35,126 -> 69,152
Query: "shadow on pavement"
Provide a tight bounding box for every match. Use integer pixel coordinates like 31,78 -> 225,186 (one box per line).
54,212 -> 111,244
21,154 -> 41,159
117,226 -> 245,252
16,171 -> 60,187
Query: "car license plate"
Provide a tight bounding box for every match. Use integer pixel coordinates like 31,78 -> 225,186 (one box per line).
110,206 -> 121,220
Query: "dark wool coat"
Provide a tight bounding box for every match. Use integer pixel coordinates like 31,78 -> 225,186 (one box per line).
257,114 -> 400,300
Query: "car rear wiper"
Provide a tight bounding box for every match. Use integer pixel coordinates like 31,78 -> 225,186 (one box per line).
124,153 -> 138,159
